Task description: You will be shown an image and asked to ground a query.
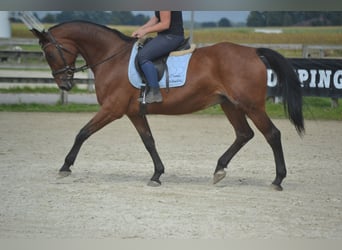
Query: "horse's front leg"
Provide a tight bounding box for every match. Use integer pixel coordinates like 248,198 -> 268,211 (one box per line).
128,115 -> 165,186
59,107 -> 120,176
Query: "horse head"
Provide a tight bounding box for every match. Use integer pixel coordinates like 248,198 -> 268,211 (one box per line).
31,28 -> 79,91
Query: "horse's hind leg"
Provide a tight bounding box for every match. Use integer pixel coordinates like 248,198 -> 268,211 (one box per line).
248,111 -> 286,191
213,102 -> 254,184
128,115 -> 165,186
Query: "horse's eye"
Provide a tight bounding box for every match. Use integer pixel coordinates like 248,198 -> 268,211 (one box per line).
45,52 -> 54,59
45,52 -> 55,60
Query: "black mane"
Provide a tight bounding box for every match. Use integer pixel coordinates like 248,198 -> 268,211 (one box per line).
48,20 -> 136,43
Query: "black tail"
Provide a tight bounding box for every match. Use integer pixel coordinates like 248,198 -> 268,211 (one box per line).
257,48 -> 305,136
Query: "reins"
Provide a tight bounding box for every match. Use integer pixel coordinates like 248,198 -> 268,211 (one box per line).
77,44 -> 132,73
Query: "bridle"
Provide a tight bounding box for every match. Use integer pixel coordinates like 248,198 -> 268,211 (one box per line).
42,31 -> 132,78
42,32 -> 81,78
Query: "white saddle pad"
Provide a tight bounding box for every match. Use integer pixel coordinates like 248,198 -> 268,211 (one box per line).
128,42 -> 193,89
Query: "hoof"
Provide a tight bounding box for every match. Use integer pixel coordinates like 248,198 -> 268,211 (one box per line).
58,170 -> 71,178
213,170 -> 226,184
270,183 -> 283,191
147,180 -> 161,187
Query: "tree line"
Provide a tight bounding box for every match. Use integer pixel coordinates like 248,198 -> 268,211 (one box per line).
41,11 -> 149,25
11,11 -> 341,27
9,11 -> 150,26
247,11 -> 342,26
40,11 -> 234,27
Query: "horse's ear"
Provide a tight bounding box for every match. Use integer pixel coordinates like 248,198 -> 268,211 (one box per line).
31,28 -> 44,39
30,29 -> 49,45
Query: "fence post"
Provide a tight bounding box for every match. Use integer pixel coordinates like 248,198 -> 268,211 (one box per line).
331,98 -> 339,108
302,45 -> 309,58
87,69 -> 94,91
275,96 -> 283,104
60,90 -> 68,105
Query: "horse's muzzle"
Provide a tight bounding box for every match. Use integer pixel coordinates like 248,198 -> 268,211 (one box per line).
59,80 -> 73,91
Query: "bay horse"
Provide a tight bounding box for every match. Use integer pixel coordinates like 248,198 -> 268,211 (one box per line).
31,21 -> 304,191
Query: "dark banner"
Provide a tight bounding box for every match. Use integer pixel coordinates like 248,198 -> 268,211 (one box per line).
267,58 -> 342,98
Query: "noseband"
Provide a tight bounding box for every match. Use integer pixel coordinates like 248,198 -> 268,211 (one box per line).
42,31 -> 132,78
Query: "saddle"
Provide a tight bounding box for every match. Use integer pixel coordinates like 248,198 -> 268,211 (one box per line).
134,37 -> 192,91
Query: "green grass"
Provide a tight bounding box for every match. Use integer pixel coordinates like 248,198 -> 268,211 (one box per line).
0,86 -> 92,94
190,26 -> 342,46
0,86 -> 59,93
0,97 -> 341,120
302,97 -> 342,120
190,97 -> 342,120
0,103 -> 99,112
267,97 -> 342,120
